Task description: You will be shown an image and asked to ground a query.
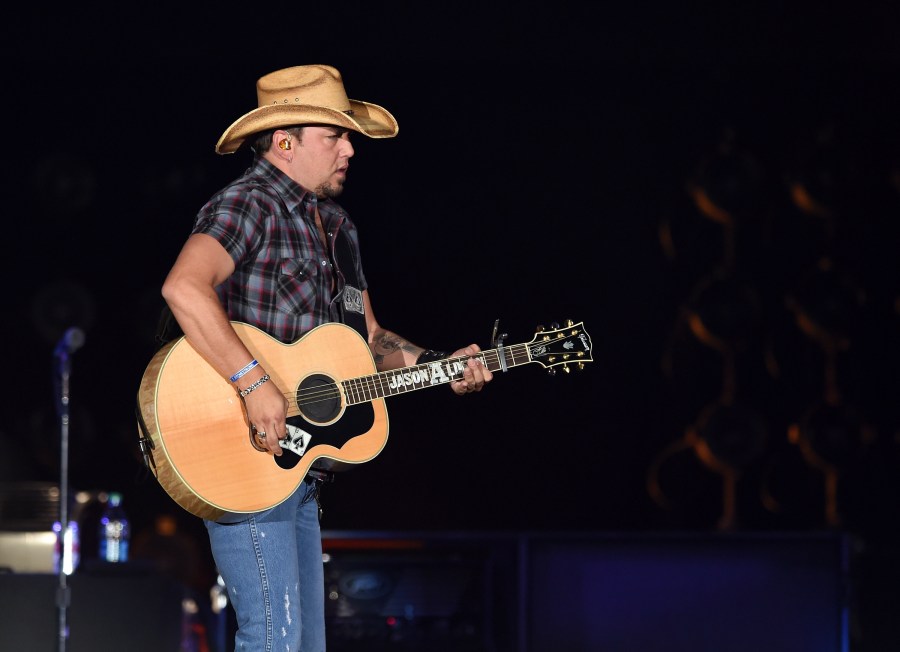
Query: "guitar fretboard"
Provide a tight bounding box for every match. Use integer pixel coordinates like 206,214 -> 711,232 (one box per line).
341,342 -> 533,404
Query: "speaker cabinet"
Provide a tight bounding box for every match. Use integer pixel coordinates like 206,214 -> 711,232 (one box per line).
322,533 -> 503,652
0,567 -> 185,652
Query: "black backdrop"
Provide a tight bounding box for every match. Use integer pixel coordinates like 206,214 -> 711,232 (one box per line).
3,3 -> 900,598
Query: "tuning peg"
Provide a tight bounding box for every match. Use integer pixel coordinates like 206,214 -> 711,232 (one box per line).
566,319 -> 574,327
536,324 -> 545,333
577,362 -> 585,371
547,368 -> 557,377
550,322 -> 559,330
563,364 -> 571,374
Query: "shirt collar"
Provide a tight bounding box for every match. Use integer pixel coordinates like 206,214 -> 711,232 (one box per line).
252,157 -> 313,215
251,156 -> 346,230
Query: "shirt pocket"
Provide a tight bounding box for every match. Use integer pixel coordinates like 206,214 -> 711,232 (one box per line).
275,258 -> 319,315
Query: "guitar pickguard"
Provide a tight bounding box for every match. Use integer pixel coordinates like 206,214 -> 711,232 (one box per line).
275,403 -> 376,469
280,423 -> 312,456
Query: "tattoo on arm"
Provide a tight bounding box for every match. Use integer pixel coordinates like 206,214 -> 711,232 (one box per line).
371,330 -> 420,365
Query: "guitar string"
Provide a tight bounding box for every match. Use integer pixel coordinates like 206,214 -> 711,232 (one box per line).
277,331 -> 587,414
287,349 -> 506,409
246,326 -> 585,415
260,328 -> 587,419
273,346 -> 530,417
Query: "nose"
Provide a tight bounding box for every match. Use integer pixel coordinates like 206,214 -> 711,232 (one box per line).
341,133 -> 354,157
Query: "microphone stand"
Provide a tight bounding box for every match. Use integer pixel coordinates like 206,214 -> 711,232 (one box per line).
54,328 -> 84,652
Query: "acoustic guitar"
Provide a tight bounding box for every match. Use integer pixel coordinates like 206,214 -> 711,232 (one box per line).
136,320 -> 592,520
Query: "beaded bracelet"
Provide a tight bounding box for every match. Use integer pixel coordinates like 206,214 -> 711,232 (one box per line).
416,349 -> 449,364
230,359 -> 259,383
239,374 -> 270,398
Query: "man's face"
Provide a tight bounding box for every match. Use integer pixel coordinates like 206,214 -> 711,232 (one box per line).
289,126 -> 355,198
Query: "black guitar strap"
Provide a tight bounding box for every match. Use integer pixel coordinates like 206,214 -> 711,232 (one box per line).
332,227 -> 368,341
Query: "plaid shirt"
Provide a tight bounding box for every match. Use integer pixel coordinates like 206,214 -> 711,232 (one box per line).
192,157 -> 367,343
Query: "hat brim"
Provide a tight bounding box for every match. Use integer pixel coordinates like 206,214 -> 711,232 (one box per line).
216,99 -> 398,154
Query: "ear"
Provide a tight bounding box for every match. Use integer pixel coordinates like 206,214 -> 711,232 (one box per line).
273,130 -> 292,154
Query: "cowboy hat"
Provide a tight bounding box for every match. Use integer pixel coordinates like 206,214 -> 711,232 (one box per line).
215,64 -> 399,154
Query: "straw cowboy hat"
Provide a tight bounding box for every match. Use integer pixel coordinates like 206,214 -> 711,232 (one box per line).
216,64 -> 399,154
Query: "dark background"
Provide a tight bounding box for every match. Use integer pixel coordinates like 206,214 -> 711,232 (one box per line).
2,1 -> 900,641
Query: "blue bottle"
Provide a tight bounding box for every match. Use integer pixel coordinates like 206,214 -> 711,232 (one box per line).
98,492 -> 130,563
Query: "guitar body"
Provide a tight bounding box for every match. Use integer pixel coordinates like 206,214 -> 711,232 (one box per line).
137,322 -> 388,521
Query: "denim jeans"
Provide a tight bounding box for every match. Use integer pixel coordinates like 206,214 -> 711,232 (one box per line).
205,477 -> 325,651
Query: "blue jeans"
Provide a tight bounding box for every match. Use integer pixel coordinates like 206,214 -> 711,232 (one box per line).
205,477 -> 326,651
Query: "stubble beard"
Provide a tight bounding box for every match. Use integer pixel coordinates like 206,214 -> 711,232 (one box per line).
316,181 -> 344,199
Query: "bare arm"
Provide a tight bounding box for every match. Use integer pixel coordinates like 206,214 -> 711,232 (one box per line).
361,290 -> 492,395
161,233 -> 289,455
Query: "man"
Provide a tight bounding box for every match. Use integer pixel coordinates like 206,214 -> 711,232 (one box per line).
160,64 -> 492,651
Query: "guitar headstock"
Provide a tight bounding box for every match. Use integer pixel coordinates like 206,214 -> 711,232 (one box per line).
528,320 -> 593,374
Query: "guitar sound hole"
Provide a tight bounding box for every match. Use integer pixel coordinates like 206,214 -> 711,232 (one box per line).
297,373 -> 341,424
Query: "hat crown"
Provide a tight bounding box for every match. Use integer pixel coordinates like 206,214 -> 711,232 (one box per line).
256,65 -> 351,113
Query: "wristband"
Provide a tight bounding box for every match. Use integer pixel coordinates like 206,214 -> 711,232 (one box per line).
416,349 -> 449,364
230,359 -> 259,383
239,374 -> 270,398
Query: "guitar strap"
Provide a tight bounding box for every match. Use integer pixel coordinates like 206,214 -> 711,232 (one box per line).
153,302 -> 184,348
332,227 -> 368,341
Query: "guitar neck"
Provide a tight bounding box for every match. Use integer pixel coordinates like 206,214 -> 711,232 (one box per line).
342,343 -> 532,404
